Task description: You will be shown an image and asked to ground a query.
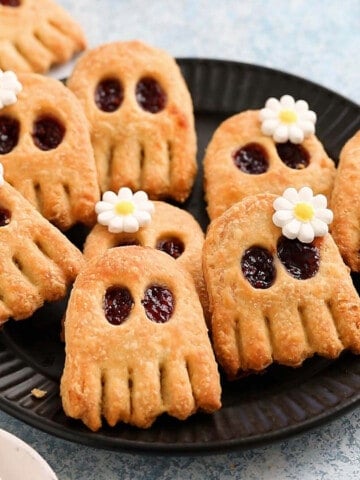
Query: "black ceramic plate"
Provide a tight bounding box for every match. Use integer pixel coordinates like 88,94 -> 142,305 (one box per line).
0,59 -> 359,454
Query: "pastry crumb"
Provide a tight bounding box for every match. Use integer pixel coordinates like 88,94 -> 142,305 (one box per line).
31,388 -> 47,399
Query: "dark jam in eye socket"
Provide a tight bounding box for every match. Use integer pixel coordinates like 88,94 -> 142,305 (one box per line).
156,237 -> 184,259
276,141 -> 309,169
233,143 -> 269,174
0,0 -> 20,6
241,246 -> 276,289
277,236 -> 320,279
135,77 -> 167,113
103,286 -> 134,325
0,208 -> 11,226
95,78 -> 124,112
142,285 -> 174,323
32,116 -> 65,151
0,116 -> 20,154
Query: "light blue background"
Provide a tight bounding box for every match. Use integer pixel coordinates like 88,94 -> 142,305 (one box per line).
1,1 -> 360,479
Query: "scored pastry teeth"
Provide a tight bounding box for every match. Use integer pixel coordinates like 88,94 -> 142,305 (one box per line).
60,246 -> 221,431
67,40 -> 197,202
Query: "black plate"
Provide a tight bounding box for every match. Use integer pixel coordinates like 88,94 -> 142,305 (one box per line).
0,59 -> 359,454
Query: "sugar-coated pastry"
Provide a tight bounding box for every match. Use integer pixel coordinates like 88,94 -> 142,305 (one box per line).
60,246 -> 221,430
204,95 -> 336,220
84,193 -> 208,318
0,72 -> 100,230
67,40 -> 197,202
203,190 -> 360,379
0,179 -> 84,326
0,0 -> 86,73
330,130 -> 360,271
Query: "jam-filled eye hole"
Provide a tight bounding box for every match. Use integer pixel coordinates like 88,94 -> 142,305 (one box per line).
0,0 -> 21,6
103,286 -> 134,325
95,78 -> 124,113
233,143 -> 269,174
156,237 -> 184,259
32,116 -> 65,151
0,207 -> 11,226
276,141 -> 309,169
142,285 -> 174,323
0,116 -> 20,154
277,236 -> 320,280
135,77 -> 167,113
241,246 -> 276,289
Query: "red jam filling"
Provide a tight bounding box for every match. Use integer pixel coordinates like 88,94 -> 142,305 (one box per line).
233,143 -> 269,174
0,0 -> 20,6
95,78 -> 124,112
156,237 -> 184,259
276,142 -> 309,169
277,236 -> 320,279
142,285 -> 174,323
0,208 -> 11,226
136,77 -> 167,113
0,116 -> 20,154
32,116 -> 65,151
241,246 -> 276,288
103,286 -> 134,325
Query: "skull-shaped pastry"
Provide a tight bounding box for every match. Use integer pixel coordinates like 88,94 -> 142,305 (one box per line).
331,130 -> 360,271
0,0 -> 86,73
60,246 -> 221,430
84,200 -> 209,319
0,73 -> 100,230
67,40 -> 197,202
204,109 -> 336,220
0,180 -> 83,325
203,193 -> 360,379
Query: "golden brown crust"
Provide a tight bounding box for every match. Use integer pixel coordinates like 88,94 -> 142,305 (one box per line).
0,73 -> 100,230
330,130 -> 360,271
0,0 -> 86,73
67,40 -> 197,202
83,201 -> 209,319
204,110 -> 336,220
0,182 -> 84,325
203,193 -> 360,379
60,246 -> 221,430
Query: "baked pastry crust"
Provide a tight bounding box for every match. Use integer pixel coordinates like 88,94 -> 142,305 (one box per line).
204,110 -> 336,220
330,130 -> 360,271
0,0 -> 86,73
0,73 -> 100,230
60,246 -> 221,430
84,200 -> 208,319
203,193 -> 360,379
0,181 -> 83,325
67,40 -> 197,202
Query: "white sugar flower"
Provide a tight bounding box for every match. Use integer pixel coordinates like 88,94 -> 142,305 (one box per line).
0,70 -> 22,109
273,186 -> 333,243
260,95 -> 316,144
95,187 -> 154,233
0,163 -> 4,187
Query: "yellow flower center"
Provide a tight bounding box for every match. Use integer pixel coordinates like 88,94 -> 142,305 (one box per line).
115,200 -> 135,215
294,202 -> 314,222
279,109 -> 297,124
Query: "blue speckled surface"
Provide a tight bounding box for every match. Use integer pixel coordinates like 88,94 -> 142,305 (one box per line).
1,1 -> 360,479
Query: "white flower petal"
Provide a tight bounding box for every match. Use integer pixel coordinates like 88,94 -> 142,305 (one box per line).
298,186 -> 314,202
123,216 -> 139,233
298,120 -> 315,136
302,110 -> 317,123
102,191 -> 118,204
97,210 -> 115,225
280,95 -> 295,108
298,222 -> 315,243
311,218 -> 329,237
288,124 -> 304,144
133,210 -> 151,226
282,218 -> 301,239
316,208 -> 333,224
260,108 -> 278,121
273,210 -> 294,227
261,118 -> 280,136
117,187 -> 133,201
273,124 -> 290,143
265,97 -> 280,110
133,190 -> 149,202
282,187 -> 300,204
95,200 -> 114,214
295,99 -> 309,112
312,194 -> 327,209
273,196 -> 294,210
108,216 -> 124,233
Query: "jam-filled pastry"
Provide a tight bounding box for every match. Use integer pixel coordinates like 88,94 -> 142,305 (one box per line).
203,187 -> 360,379
330,130 -> 360,271
60,246 -> 221,430
0,175 -> 83,325
84,189 -> 209,318
0,0 -> 86,73
0,72 -> 100,230
67,40 -> 197,202
204,95 -> 336,220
